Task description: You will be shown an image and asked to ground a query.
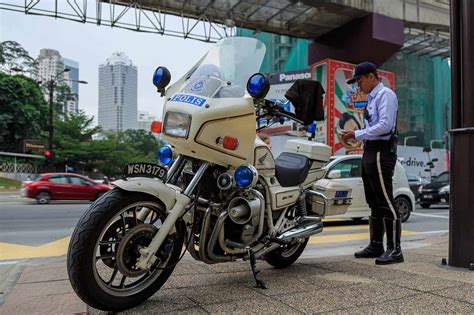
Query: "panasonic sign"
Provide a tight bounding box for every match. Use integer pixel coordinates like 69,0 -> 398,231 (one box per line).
268,69 -> 311,85
279,72 -> 311,82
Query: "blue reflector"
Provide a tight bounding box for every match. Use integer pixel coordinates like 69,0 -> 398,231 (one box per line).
158,146 -> 173,165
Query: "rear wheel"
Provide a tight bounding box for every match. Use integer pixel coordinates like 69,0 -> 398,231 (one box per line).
36,191 -> 51,204
265,238 -> 309,269
67,188 -> 185,312
420,203 -> 431,209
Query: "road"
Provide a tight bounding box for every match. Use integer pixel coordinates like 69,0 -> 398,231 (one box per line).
0,190 -> 449,263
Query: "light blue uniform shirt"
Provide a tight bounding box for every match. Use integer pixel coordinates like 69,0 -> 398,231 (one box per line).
355,82 -> 398,141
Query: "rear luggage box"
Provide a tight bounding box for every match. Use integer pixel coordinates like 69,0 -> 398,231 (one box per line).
285,139 -> 331,163
309,179 -> 352,216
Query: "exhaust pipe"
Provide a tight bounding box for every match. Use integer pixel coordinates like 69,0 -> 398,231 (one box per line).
277,220 -> 323,243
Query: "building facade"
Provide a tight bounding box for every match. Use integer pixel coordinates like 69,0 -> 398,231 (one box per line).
63,58 -> 80,114
137,110 -> 158,131
98,52 -> 138,132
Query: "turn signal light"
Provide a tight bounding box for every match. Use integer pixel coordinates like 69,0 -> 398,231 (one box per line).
150,121 -> 162,133
223,136 -> 239,150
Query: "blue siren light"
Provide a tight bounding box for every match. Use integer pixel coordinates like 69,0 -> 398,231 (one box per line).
234,165 -> 258,188
153,68 -> 164,85
152,66 -> 171,90
246,73 -> 270,99
158,146 -> 173,165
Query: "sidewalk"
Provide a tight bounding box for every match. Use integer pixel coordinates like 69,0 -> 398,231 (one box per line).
1,235 -> 473,314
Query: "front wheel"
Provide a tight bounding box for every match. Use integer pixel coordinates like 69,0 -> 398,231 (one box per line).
67,188 -> 185,312
265,237 -> 309,269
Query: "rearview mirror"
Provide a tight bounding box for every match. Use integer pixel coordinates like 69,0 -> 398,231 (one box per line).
327,170 -> 342,179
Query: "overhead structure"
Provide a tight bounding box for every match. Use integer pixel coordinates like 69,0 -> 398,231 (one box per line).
0,0 -> 450,57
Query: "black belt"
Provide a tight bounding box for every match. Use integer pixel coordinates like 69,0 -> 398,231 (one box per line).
364,140 -> 392,151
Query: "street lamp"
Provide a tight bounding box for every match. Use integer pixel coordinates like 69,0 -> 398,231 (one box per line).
44,68 -> 87,171
404,136 -> 417,146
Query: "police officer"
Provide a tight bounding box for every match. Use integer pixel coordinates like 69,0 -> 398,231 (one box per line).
341,62 -> 403,265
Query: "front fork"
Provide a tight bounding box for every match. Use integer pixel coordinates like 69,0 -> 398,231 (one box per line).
136,159 -> 209,270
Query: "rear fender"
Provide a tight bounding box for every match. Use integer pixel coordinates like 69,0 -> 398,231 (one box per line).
112,178 -> 178,210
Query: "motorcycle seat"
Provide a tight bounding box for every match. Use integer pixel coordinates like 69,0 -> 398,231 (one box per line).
275,152 -> 311,187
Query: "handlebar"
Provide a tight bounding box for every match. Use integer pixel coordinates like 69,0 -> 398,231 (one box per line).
256,99 -> 304,126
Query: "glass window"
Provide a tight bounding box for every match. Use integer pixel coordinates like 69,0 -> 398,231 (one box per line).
49,176 -> 68,183
329,159 -> 362,179
69,176 -> 89,185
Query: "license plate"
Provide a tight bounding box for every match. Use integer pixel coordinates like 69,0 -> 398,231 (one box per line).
335,191 -> 348,198
123,163 -> 167,181
424,194 -> 433,199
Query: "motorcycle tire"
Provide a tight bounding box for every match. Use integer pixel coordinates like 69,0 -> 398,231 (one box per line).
264,237 -> 309,269
67,188 -> 185,312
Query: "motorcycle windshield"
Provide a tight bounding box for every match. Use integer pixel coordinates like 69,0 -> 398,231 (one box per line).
178,37 -> 266,99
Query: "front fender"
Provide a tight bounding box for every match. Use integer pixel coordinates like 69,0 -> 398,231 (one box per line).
112,178 -> 178,210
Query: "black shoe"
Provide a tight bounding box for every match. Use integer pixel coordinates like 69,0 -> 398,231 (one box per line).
376,218 -> 404,265
354,217 -> 385,258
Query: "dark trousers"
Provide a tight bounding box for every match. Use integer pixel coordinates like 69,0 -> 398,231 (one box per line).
361,143 -> 399,219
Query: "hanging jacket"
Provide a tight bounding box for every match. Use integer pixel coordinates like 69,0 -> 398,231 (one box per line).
284,79 -> 325,125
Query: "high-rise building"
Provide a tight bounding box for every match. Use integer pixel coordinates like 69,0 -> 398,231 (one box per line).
63,58 -> 80,114
137,110 -> 158,131
37,49 -> 81,115
37,49 -> 65,83
98,52 -> 138,132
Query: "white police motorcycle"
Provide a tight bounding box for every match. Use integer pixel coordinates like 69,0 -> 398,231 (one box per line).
67,37 -> 353,311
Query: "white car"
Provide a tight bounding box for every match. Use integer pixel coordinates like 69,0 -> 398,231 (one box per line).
321,155 -> 416,222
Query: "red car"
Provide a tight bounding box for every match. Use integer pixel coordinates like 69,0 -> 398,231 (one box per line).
20,173 -> 110,204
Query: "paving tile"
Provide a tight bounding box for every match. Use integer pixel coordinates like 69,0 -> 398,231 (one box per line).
338,293 -> 474,314
274,282 -> 418,313
17,266 -> 68,284
200,295 -> 301,314
7,279 -> 74,297
430,283 -> 474,305
162,271 -> 251,290
1,292 -> 85,315
180,283 -> 261,305
121,288 -> 198,314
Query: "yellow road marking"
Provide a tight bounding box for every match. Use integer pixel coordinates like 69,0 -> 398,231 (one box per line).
0,229 -> 419,260
309,230 -> 418,244
323,225 -> 368,232
0,237 -> 70,260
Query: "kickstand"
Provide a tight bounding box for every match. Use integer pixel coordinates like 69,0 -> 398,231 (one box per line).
247,248 -> 267,289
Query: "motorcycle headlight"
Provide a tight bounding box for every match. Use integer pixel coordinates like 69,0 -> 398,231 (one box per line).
439,185 -> 449,194
234,165 -> 258,188
163,112 -> 191,138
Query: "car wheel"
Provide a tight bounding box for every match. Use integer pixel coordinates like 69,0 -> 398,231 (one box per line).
395,196 -> 412,223
420,203 -> 431,209
36,191 -> 51,204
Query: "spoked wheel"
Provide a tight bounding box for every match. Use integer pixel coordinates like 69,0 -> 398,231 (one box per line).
67,188 -> 185,312
265,237 -> 309,269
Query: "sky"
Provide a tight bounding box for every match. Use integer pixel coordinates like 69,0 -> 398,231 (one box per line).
0,7 -> 212,123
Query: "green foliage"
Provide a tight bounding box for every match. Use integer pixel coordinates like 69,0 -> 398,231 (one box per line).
53,111 -> 160,177
0,177 -> 21,189
0,72 -> 48,152
0,41 -> 37,75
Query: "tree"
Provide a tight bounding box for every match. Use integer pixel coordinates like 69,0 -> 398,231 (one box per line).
52,83 -> 76,116
0,41 -> 37,76
0,72 -> 48,152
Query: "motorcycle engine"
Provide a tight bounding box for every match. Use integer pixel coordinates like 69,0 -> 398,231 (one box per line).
224,193 -> 262,246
